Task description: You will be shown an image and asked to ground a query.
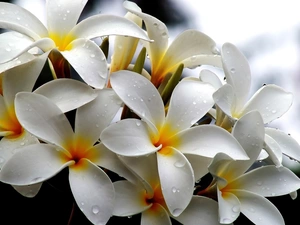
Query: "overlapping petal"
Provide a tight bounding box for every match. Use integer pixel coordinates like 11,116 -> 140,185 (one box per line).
213,84 -> 235,118
12,183 -> 42,198
141,203 -> 171,225
166,79 -> 215,132
218,189 -> 240,224
123,0 -> 168,70
241,84 -> 293,124
68,14 -> 151,42
0,32 -> 35,64
0,143 -> 72,185
235,190 -> 285,225
100,118 -> 160,156
69,158 -> 114,225
61,38 -> 108,89
0,130 -> 38,169
157,148 -> 194,216
46,0 -> 87,37
3,53 -> 48,105
173,125 -> 248,160
221,42 -> 251,112
15,92 -> 74,150
113,180 -> 150,216
175,196 -> 221,225
227,165 -> 300,197
110,70 -> 164,131
34,78 -> 98,113
265,127 -> 300,162
75,88 -> 121,146
0,2 -> 48,40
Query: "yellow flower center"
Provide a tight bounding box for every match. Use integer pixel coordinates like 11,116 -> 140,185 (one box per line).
0,104 -> 23,137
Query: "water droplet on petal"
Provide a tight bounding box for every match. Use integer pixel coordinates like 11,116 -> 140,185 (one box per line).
92,205 -> 100,214
172,208 -> 182,216
232,205 -> 240,213
230,68 -> 235,73
174,159 -> 186,168
221,218 -> 232,223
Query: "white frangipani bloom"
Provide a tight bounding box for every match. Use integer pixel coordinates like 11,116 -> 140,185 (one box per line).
0,90 -> 134,225
123,1 -> 222,87
101,70 -> 249,217
204,111 -> 300,225
113,154 -> 222,225
212,42 -> 293,127
0,0 -> 151,88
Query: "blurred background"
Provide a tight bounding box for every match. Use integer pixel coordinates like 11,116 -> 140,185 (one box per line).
2,0 -> 300,224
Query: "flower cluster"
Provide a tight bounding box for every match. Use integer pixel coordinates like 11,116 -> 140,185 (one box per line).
0,1 -> 300,224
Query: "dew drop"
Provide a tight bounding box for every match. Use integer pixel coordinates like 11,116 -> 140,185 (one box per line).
257,181 -> 263,186
232,205 -> 239,213
92,205 -> 100,214
271,110 -> 277,114
174,159 -> 186,168
90,54 -> 95,58
230,68 -> 235,73
221,218 -> 232,223
172,187 -> 177,193
172,208 -> 182,216
136,121 -> 141,126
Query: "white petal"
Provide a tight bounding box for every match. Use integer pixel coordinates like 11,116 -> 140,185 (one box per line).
182,54 -> 223,69
174,125 -> 249,160
157,148 -> 194,216
221,43 -> 251,112
166,79 -> 215,132
34,78 -> 97,113
61,38 -> 108,89
235,190 -> 285,225
264,134 -> 282,167
113,180 -> 150,216
199,69 -> 223,90
175,196 -> 220,225
3,53 -> 48,105
141,203 -> 172,225
90,143 -> 138,184
0,130 -> 39,169
241,84 -> 293,124
123,0 -> 168,70
119,153 -> 159,189
0,2 -> 48,40
265,127 -> 300,162
231,111 -> 265,175
15,92 -> 74,149
46,0 -> 87,36
100,118 -> 159,157
0,38 -> 54,63
75,89 -> 121,146
218,188 -> 240,224
161,30 -> 220,72
69,159 -> 114,225
110,5 -> 142,72
184,154 -> 212,181
213,84 -> 235,117
0,143 -> 71,185
0,31 -> 34,64
228,165 -> 300,197
110,70 -> 164,131
68,14 -> 150,42
13,183 -> 42,198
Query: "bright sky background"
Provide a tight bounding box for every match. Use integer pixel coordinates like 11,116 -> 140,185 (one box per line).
15,0 -> 300,169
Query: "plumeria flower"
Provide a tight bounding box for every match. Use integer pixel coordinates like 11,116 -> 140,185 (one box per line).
101,70 -> 249,217
0,90 -> 136,224
201,111 -> 300,224
113,154 -> 222,225
109,1 -> 142,74
123,1 -> 222,88
212,42 -> 293,130
205,42 -> 296,167
0,0 -> 151,88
